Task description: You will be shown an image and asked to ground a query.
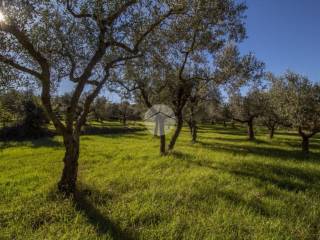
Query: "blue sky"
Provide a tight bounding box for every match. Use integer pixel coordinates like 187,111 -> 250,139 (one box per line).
239,0 -> 320,81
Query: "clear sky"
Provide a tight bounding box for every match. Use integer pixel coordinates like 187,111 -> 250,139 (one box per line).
239,0 -> 320,82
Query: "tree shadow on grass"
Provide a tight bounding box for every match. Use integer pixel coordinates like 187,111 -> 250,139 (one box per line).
48,185 -> 137,240
209,137 -> 270,145
214,189 -> 273,217
82,126 -> 145,136
197,140 -> 320,162
275,131 -> 300,137
170,153 -> 277,217
218,161 -> 320,192
0,137 -> 63,150
268,136 -> 320,149
199,127 -> 248,136
30,138 -> 63,148
171,150 -> 320,193
170,151 -> 194,160
74,190 -> 136,240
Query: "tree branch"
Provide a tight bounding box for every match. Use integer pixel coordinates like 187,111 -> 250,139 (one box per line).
0,23 -> 66,133
104,0 -> 137,25
66,0 -> 93,18
179,30 -> 198,81
109,8 -> 178,54
76,71 -> 110,131
0,23 -> 50,78
0,55 -> 42,79
67,26 -> 107,128
107,54 -> 143,67
233,117 -> 248,124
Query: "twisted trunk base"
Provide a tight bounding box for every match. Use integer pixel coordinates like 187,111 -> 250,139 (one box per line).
191,126 -> 197,143
159,117 -> 166,155
58,134 -> 80,195
301,136 -> 309,155
168,117 -> 183,151
248,120 -> 255,141
269,125 -> 275,139
188,120 -> 197,143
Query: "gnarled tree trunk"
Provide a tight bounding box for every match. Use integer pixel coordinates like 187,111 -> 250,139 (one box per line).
159,116 -> 166,155
269,124 -> 275,139
301,136 -> 309,154
223,120 -> 227,128
122,115 -> 127,126
187,120 -> 193,134
58,133 -> 80,195
248,119 -> 255,140
191,122 -> 197,143
297,127 -> 318,155
188,119 -> 197,143
168,115 -> 183,151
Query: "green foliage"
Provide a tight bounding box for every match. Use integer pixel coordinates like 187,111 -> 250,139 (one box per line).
1,122 -> 320,239
0,89 -> 25,123
90,97 -> 110,122
0,101 -> 13,128
230,88 -> 267,122
22,99 -> 49,137
279,72 -> 320,133
0,94 -> 50,140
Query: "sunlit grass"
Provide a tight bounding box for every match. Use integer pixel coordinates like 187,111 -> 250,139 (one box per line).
1,122 -> 320,239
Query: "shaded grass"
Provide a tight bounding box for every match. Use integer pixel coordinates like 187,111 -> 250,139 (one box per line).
1,121 -> 320,239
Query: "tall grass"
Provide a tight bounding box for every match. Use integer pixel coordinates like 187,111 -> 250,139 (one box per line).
0,122 -> 320,239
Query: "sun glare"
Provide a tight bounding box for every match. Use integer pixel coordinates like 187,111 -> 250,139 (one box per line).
0,11 -> 5,22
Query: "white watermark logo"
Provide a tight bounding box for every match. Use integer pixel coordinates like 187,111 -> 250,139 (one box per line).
143,104 -> 176,136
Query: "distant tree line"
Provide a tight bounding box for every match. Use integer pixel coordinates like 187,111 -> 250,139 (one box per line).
53,94 -> 143,124
196,71 -> 320,156
0,89 -> 49,140
0,90 -> 143,138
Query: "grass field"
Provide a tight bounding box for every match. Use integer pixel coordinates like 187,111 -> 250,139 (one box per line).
1,122 -> 320,240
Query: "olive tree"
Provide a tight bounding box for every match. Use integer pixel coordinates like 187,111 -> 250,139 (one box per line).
0,89 -> 25,123
126,0 -> 250,153
117,57 -> 170,154
230,88 -> 267,140
90,96 -> 109,122
276,72 -> 320,154
121,2 -> 264,153
0,0 -> 182,195
158,2 -> 248,152
0,101 -> 13,128
259,93 -> 281,139
184,81 -> 221,143
259,75 -> 290,139
206,102 -> 232,127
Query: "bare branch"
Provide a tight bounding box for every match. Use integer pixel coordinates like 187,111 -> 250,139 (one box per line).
113,78 -> 138,92
107,54 -> 143,67
76,71 -> 110,131
109,40 -> 138,54
104,0 -> 137,25
233,117 -> 248,124
0,55 -> 42,79
109,8 -> 178,54
66,0 -> 93,18
0,23 -> 50,78
87,80 -> 100,86
179,30 -> 198,81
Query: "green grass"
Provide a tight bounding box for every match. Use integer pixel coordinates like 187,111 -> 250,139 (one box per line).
1,122 -> 320,239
